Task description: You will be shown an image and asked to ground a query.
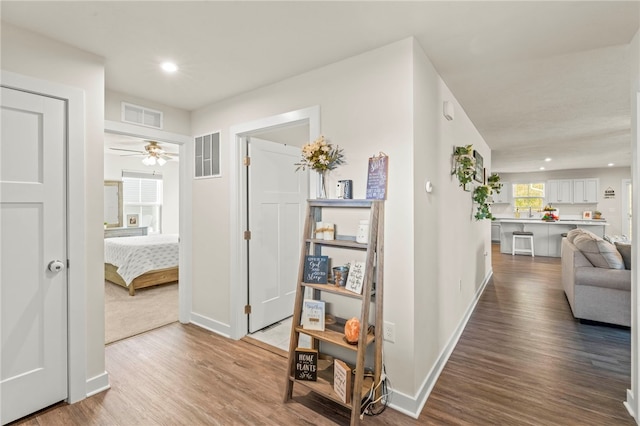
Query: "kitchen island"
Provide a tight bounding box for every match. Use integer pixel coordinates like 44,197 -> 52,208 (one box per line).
498,219 -> 607,257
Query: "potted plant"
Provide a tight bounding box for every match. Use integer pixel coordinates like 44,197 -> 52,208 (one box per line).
473,184 -> 493,220
451,145 -> 475,188
487,172 -> 502,194
594,210 -> 602,219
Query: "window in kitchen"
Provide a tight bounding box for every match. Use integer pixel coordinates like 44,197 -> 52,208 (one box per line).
512,183 -> 545,211
122,170 -> 163,233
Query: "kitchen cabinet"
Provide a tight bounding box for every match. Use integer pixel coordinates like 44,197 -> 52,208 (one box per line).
573,178 -> 598,203
492,182 -> 511,204
547,179 -> 572,204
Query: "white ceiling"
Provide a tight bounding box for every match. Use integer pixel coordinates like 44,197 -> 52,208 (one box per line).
2,1 -> 638,173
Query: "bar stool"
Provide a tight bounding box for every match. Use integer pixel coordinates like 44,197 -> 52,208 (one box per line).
512,231 -> 534,257
560,232 -> 568,256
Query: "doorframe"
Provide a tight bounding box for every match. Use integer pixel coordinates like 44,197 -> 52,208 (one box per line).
229,105 -> 320,340
622,178 -> 632,238
104,120 -> 193,324
1,70 -> 86,403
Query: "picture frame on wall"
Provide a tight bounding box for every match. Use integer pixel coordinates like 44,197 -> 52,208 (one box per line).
582,211 -> 592,220
473,150 -> 483,183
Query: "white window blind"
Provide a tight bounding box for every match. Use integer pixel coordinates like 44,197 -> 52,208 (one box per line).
195,132 -> 221,178
122,170 -> 163,233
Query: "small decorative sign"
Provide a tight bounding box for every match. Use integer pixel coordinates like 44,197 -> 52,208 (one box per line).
366,153 -> 389,200
345,260 -> 366,295
333,359 -> 352,403
301,299 -> 325,331
473,150 -> 484,183
294,348 -> 318,381
604,187 -> 616,199
303,255 -> 329,284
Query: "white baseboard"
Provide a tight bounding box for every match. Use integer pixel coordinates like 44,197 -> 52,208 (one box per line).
388,269 -> 493,418
190,312 -> 232,338
85,371 -> 110,398
625,388 -> 636,421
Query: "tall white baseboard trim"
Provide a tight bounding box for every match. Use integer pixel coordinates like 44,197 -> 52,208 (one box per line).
190,313 -> 232,338
388,269 -> 493,418
625,389 -> 636,421
85,371 -> 110,398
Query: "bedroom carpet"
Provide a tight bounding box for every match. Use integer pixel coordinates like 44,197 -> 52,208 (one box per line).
105,280 -> 178,344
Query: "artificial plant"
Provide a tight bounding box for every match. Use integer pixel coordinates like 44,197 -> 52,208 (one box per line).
487,172 -> 502,194
473,184 -> 494,220
451,145 -> 475,188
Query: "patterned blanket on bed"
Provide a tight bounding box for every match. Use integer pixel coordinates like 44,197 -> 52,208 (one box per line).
104,234 -> 179,285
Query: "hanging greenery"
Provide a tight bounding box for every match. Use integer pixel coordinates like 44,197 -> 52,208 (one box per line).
487,172 -> 502,194
473,184 -> 494,220
451,145 -> 476,187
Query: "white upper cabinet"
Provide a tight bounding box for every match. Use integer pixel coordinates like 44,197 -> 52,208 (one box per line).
573,178 -> 598,203
547,179 -> 573,204
492,182 -> 511,204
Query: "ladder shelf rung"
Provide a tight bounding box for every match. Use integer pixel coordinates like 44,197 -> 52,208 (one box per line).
295,326 -> 374,350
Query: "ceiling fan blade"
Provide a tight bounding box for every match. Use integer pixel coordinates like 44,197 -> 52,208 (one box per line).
110,147 -> 144,154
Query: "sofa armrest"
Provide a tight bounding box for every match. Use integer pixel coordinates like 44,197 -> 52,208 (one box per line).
574,267 -> 631,291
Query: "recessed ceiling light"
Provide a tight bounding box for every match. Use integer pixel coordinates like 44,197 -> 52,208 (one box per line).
544,158 -> 552,162
161,62 -> 178,73
539,167 -> 545,170
608,163 -> 615,167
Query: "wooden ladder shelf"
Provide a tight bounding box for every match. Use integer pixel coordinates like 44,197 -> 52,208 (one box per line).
283,199 -> 384,425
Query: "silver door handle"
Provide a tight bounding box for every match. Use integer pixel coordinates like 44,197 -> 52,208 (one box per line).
48,260 -> 65,272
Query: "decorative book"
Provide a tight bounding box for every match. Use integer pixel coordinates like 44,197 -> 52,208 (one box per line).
301,299 -> 325,331
303,255 -> 329,284
294,348 -> 318,381
344,260 -> 365,294
333,359 -> 352,403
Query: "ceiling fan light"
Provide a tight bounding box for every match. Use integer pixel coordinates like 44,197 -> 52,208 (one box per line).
157,157 -> 167,166
142,156 -> 156,166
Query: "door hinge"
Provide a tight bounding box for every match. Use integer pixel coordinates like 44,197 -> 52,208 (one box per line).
244,230 -> 251,240
244,304 -> 252,314
243,156 -> 251,166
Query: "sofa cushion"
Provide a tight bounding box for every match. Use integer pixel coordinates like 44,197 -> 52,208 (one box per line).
566,228 -> 586,244
615,242 -> 632,270
573,232 -> 625,270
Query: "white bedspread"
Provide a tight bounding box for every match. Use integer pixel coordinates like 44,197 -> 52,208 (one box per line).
104,234 -> 179,285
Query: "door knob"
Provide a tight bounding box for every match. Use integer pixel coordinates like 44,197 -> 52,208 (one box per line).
48,260 -> 65,272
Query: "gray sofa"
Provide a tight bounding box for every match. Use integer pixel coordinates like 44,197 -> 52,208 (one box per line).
561,229 -> 631,327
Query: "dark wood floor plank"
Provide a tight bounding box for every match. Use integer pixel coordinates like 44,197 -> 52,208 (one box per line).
12,243 -> 633,425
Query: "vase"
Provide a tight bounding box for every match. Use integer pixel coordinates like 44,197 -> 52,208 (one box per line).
316,171 -> 327,199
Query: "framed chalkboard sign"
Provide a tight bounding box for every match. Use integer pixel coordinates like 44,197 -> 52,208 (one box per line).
366,153 -> 389,200
303,255 -> 329,284
295,348 -> 318,381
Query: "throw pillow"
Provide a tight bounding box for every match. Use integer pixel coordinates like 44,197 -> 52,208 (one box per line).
573,232 -> 625,269
566,228 -> 586,244
615,242 -> 632,270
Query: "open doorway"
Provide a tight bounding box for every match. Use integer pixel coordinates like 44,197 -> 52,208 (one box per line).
229,106 -> 320,349
103,124 -> 189,344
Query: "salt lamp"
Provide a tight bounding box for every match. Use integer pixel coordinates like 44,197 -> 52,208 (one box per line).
344,317 -> 361,344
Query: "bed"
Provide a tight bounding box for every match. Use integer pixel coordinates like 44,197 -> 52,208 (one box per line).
104,234 -> 179,296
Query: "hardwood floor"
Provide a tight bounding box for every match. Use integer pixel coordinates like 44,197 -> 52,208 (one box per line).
14,244 -> 633,425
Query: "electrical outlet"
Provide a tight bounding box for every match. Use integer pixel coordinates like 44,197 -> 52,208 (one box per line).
383,321 -> 395,343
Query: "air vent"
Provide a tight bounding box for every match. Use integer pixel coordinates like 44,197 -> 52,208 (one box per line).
121,102 -> 163,129
195,132 -> 221,178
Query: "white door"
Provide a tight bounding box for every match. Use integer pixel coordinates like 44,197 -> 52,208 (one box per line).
248,138 -> 307,332
1,87 -> 68,424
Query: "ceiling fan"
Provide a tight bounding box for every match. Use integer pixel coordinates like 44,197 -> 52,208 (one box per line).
109,141 -> 177,166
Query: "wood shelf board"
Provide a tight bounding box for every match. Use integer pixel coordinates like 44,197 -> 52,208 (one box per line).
295,326 -> 374,350
301,283 -> 364,299
308,199 -> 375,208
289,359 -> 375,409
305,238 -> 368,250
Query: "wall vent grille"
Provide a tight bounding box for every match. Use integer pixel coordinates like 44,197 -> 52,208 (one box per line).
195,132 -> 221,178
121,102 -> 163,129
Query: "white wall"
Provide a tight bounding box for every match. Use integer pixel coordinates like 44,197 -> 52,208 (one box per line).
494,167 -> 631,236
190,37 -> 491,413
1,23 -> 106,388
104,153 -> 180,234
